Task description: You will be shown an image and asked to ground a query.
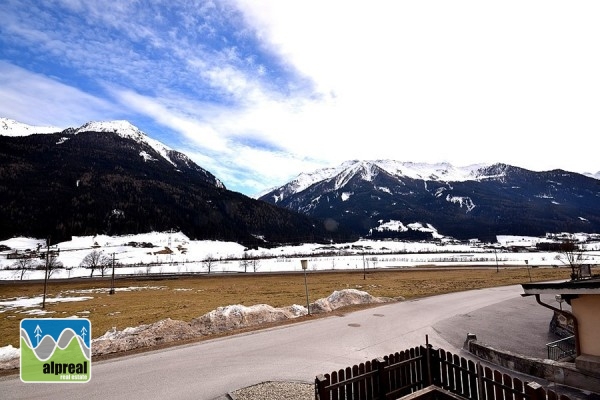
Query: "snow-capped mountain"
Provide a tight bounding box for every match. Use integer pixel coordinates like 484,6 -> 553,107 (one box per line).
586,171 -> 600,180
74,121 -> 178,169
0,118 -> 224,188
259,160 -> 600,241
0,117 -> 62,136
0,118 -> 345,245
264,160 -> 511,203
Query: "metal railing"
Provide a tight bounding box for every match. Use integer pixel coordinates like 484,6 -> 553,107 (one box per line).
546,335 -> 576,361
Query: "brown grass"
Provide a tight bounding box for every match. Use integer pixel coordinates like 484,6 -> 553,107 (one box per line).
0,266 -> 576,349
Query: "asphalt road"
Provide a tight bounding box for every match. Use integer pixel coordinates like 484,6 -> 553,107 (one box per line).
433,292 -> 563,359
1,284 -> 546,400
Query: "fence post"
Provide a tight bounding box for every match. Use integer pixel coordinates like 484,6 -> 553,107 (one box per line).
525,381 -> 545,400
424,344 -> 433,386
315,374 -> 330,400
476,362 -> 485,400
429,347 -> 441,386
376,357 -> 388,400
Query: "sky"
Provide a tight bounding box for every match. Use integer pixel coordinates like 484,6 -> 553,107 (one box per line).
1,1 -> 599,196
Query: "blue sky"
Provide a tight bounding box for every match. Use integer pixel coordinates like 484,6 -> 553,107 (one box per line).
1,1 -> 599,196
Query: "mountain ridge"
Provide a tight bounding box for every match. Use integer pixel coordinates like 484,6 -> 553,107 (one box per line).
0,118 -> 350,245
2,117 -> 599,243
259,160 -> 600,241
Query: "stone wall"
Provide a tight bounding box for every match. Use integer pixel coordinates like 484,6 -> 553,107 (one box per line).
465,336 -> 600,394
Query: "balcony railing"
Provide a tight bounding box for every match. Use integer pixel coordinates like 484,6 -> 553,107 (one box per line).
546,335 -> 576,361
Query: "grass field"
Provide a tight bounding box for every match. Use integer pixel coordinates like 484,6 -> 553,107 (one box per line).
0,266 -> 579,349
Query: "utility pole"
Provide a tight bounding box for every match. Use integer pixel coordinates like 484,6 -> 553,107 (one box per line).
362,251 -> 366,280
494,247 -> 499,273
301,260 -> 310,315
42,237 -> 50,309
109,252 -> 115,295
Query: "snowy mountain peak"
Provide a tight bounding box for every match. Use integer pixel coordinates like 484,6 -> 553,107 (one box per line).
75,120 -> 177,167
1,118 -> 223,187
75,120 -> 143,138
285,160 -> 502,196
0,117 -> 62,136
263,160 -> 502,202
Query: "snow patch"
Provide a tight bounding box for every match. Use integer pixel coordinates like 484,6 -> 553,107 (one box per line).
0,295 -> 93,311
374,220 -> 408,232
0,117 -> 62,136
445,195 -> 475,212
139,150 -> 157,162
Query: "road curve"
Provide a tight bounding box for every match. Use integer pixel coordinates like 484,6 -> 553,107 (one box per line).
1,284 -> 525,400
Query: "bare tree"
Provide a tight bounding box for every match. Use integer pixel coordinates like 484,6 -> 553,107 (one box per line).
202,254 -> 216,274
12,257 -> 35,280
80,250 -> 111,277
556,239 -> 588,280
239,252 -> 250,273
46,256 -> 64,278
251,258 -> 260,273
237,252 -> 260,273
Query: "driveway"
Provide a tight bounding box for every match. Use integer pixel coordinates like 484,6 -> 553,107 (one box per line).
433,293 -> 563,359
0,284 -> 550,400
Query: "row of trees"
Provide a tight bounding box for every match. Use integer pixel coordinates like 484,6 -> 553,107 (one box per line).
11,250 -> 264,279
10,256 -> 63,280
10,250 -> 113,280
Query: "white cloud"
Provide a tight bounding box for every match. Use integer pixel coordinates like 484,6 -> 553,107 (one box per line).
0,62 -> 119,127
109,87 -> 326,195
231,0 -> 600,175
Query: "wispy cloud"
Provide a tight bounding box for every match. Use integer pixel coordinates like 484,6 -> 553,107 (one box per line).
0,62 -> 119,127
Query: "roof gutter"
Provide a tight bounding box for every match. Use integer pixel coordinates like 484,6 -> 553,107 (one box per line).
533,294 -> 580,356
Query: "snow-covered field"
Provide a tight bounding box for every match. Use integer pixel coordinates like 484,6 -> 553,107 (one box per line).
2,231 -> 599,281
1,231 -> 599,368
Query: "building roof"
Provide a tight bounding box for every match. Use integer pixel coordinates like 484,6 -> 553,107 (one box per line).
522,278 -> 600,295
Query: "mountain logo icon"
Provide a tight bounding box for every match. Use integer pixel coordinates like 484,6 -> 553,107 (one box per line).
20,318 -> 91,383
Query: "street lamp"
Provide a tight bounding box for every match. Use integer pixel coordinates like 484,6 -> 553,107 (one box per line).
301,259 -> 310,315
555,294 -> 564,311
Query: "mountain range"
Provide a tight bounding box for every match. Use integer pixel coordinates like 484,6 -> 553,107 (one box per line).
258,160 -> 600,242
1,117 -> 599,244
0,118 -> 351,246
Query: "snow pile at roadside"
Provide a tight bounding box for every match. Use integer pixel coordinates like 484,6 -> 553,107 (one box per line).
0,289 -> 401,366
92,318 -> 197,355
91,289 -> 398,356
310,288 -> 399,313
191,303 -> 306,335
0,345 -> 19,370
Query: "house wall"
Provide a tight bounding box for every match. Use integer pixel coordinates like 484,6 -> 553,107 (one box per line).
572,294 -> 600,356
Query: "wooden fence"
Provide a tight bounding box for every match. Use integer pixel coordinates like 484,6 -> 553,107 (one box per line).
315,345 -> 572,400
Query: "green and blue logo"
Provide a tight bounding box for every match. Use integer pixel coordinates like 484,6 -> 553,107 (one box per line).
20,318 -> 91,383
